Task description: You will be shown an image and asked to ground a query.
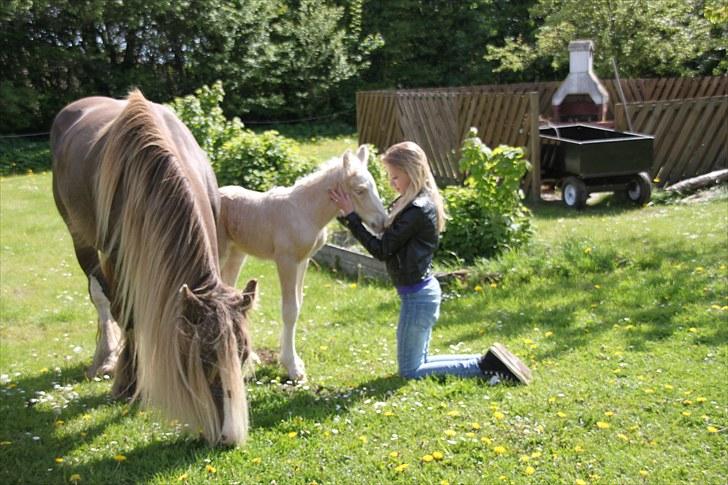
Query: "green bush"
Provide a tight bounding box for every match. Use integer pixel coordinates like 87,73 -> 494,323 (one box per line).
438,128 -> 532,263
167,82 -> 315,191
0,138 -> 51,176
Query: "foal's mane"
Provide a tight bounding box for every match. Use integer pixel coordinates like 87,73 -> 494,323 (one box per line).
94,90 -> 239,443
269,156 -> 343,197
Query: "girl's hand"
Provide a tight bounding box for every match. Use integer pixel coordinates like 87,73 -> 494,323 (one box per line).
328,187 -> 354,216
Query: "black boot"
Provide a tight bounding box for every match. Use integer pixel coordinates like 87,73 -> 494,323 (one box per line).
478,343 -> 532,385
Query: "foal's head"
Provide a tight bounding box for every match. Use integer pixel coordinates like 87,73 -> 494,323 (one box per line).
341,145 -> 387,233
178,278 -> 258,446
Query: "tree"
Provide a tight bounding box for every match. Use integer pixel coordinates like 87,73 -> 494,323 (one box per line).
485,0 -> 727,79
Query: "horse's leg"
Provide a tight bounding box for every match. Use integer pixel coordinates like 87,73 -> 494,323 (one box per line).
277,258 -> 306,381
111,331 -> 136,400
220,246 -> 247,287
73,244 -> 122,378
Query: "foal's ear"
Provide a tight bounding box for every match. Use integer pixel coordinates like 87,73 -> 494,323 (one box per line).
238,279 -> 258,311
342,149 -> 356,174
356,145 -> 369,166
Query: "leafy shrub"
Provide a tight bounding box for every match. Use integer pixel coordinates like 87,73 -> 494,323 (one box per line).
438,128 -> 532,263
168,81 -> 315,191
0,138 -> 51,175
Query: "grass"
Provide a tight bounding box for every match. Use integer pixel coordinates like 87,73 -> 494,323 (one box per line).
1,144 -> 727,483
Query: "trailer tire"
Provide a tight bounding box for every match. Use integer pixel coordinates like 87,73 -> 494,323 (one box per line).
626,172 -> 652,206
562,177 -> 588,209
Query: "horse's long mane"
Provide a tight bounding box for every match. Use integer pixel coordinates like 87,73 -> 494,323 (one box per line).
94,90 -> 246,443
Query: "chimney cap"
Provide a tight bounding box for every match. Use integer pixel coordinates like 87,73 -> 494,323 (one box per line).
568,40 -> 595,52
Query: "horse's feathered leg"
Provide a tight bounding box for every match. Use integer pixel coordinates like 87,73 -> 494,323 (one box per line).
277,258 -> 306,381
111,332 -> 137,400
69,243 -> 121,378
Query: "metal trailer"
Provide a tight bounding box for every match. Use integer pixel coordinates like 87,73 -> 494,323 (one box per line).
539,123 -> 655,209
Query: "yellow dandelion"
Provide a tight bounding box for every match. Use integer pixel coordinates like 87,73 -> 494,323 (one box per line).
617,433 -> 629,441
440,481 -> 450,485
604,411 -> 614,417
389,451 -> 399,459
432,451 -> 444,461
113,454 -> 127,462
394,463 -> 409,473
493,445 -> 507,455
583,247 -> 592,254
682,411 -> 692,417
288,431 -> 298,438
383,411 -> 395,417
643,388 -> 654,394
548,397 -> 557,403
474,285 -> 483,292
493,411 -> 505,420
707,426 -> 719,433
447,410 -> 461,417
205,464 -> 216,474
490,282 -> 498,288
556,411 -> 567,418
519,455 -> 530,462
639,470 -> 648,477
663,384 -> 674,390
470,422 -> 481,430
177,473 -> 188,481
480,437 -> 492,445
444,429 -> 457,437
499,476 -> 507,481
319,345 -> 328,351
69,474 -> 81,483
55,457 -> 64,464
465,432 -> 476,438
596,421 -> 610,429
574,445 -> 584,453
683,400 -> 693,406
696,397 -> 707,403
251,457 -> 262,464
575,480 -> 587,485
525,465 -> 535,476
544,331 -> 554,337
531,451 -> 542,458
349,283 -> 357,289
594,284 -> 601,289
688,327 -> 698,333
421,454 -> 434,463
358,435 -> 368,444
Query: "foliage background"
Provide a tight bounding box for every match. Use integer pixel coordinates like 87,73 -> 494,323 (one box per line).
1,0 -> 725,133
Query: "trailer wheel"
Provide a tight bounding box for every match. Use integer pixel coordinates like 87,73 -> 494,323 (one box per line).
562,177 -> 588,209
626,172 -> 652,205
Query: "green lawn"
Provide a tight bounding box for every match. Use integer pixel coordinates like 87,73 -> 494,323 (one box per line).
1,170 -> 726,484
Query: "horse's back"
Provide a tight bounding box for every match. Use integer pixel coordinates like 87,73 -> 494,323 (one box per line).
51,97 -> 127,245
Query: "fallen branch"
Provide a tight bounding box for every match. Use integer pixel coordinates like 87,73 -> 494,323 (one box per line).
665,169 -> 728,194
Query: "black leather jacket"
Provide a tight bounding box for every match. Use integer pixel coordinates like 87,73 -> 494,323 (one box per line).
339,192 -> 439,287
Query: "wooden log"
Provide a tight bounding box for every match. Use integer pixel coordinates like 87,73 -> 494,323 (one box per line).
665,169 -> 728,193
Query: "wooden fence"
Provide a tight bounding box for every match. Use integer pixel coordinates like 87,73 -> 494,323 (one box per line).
357,76 -> 727,195
615,95 -> 728,185
357,89 -> 540,194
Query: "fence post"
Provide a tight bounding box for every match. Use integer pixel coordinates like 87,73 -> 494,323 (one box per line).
528,92 -> 541,201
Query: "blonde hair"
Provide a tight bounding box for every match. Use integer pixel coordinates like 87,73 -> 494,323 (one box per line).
382,141 -> 446,232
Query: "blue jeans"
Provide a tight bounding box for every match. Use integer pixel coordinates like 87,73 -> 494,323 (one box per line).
396,278 -> 482,379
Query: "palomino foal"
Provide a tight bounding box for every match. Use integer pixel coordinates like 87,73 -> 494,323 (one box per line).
218,146 -> 387,380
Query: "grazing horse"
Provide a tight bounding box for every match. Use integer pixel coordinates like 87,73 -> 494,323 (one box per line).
51,91 -> 257,446
217,146 -> 387,381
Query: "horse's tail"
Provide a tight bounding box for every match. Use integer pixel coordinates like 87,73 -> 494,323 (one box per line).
94,90 -> 239,444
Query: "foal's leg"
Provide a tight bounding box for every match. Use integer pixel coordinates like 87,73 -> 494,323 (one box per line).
220,246 -> 248,287
111,331 -> 136,400
277,258 -> 306,381
73,244 -> 122,378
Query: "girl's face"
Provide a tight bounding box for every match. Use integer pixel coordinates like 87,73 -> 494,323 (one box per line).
384,162 -> 411,195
